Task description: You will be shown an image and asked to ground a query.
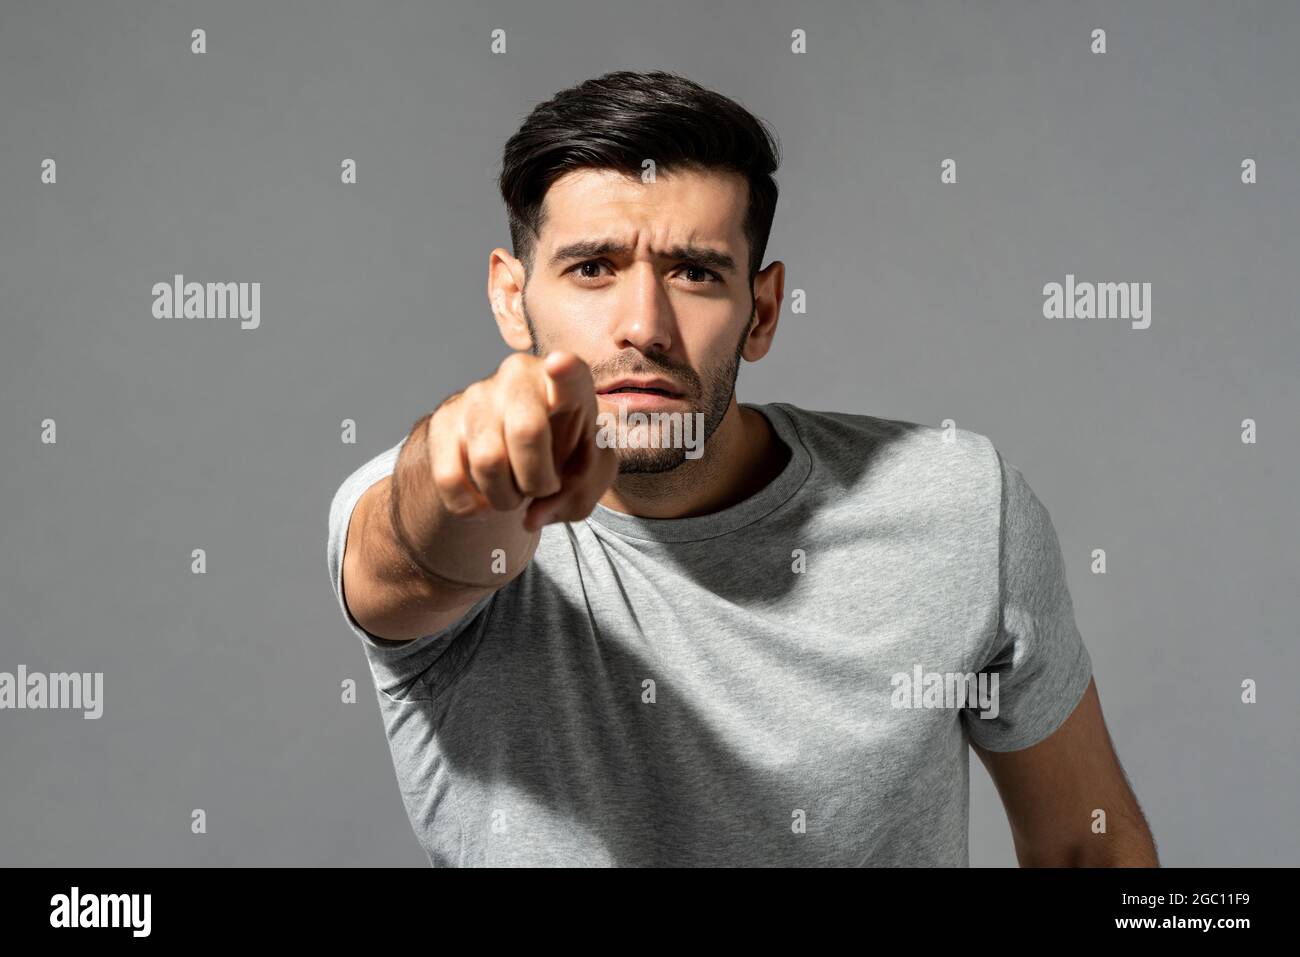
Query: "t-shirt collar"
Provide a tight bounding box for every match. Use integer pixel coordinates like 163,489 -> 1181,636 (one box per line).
583,402 -> 813,543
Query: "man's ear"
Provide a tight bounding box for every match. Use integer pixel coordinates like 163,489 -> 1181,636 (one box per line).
742,259 -> 784,362
488,248 -> 533,351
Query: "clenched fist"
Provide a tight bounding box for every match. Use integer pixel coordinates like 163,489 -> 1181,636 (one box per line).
427,351 -> 619,532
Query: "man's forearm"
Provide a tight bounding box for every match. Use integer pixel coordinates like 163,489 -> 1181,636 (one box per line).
1017,823 -> 1160,867
344,409 -> 539,639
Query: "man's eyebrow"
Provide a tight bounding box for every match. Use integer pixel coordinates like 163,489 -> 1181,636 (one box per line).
548,240 -> 737,272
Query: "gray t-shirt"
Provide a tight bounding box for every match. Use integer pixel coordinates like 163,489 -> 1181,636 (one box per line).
326,402 -> 1092,866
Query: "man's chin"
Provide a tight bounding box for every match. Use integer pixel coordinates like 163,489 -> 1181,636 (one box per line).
615,448 -> 691,474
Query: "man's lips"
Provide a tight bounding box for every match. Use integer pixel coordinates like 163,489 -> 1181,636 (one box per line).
595,379 -> 689,412
597,390 -> 687,412
595,377 -> 685,398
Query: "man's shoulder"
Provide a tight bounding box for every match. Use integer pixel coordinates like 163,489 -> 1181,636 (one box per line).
764,401 -> 1002,494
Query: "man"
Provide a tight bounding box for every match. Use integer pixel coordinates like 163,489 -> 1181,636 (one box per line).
326,70 -> 1158,867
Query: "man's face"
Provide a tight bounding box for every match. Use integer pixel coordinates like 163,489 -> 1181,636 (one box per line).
517,167 -> 755,473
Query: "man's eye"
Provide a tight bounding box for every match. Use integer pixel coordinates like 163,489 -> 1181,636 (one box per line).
566,257 -> 611,280
680,265 -> 721,284
568,261 -> 720,284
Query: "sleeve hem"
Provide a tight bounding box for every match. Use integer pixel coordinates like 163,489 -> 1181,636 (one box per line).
967,643 -> 1094,753
326,438 -> 497,666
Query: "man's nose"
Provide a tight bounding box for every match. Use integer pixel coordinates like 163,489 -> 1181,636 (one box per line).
609,262 -> 674,354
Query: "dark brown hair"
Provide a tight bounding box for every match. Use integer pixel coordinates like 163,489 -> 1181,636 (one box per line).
498,70 -> 781,289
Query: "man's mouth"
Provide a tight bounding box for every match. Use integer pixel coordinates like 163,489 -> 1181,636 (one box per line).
596,377 -> 685,399
595,380 -> 689,412
603,386 -> 677,397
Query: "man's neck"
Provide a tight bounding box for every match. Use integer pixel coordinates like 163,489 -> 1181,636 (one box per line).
597,400 -> 791,520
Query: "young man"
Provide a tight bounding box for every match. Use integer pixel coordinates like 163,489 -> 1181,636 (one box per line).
326,70 -> 1158,867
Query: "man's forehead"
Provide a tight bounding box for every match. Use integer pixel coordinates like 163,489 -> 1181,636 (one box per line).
540,167 -> 747,252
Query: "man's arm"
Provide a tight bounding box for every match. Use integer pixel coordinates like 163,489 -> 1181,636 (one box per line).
971,678 -> 1159,866
340,467 -> 525,641
340,351 -> 617,642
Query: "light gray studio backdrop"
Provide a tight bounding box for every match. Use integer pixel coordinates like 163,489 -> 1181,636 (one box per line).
1,0 -> 1296,868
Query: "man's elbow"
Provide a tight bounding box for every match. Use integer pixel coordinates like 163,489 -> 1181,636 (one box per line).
1018,825 -> 1160,867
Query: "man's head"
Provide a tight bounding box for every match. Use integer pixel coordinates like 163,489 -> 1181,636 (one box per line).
489,70 -> 784,473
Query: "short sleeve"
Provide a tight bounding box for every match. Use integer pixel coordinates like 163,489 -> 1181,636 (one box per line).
963,451 -> 1093,752
325,436 -> 495,701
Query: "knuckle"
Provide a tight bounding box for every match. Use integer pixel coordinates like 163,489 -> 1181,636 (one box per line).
436,484 -> 479,515
500,351 -> 533,374
430,403 -> 460,435
504,412 -> 548,446
467,442 -> 508,475
461,381 -> 493,415
431,450 -> 465,487
434,481 -> 475,515
518,470 -> 560,498
432,466 -> 464,498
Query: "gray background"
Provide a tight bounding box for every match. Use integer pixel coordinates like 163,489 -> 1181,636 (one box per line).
1,0 -> 1296,867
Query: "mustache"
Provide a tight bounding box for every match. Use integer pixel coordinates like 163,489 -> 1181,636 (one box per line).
588,353 -> 700,392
